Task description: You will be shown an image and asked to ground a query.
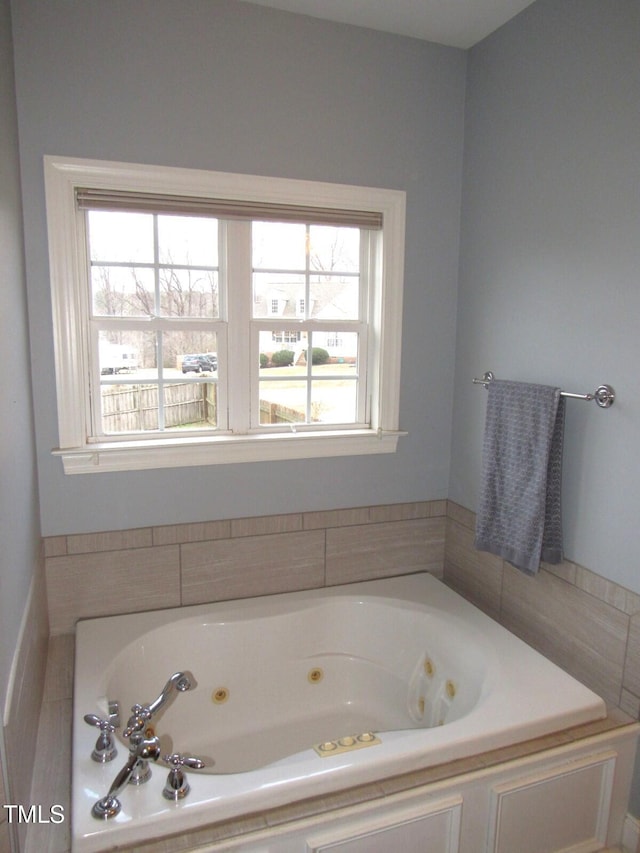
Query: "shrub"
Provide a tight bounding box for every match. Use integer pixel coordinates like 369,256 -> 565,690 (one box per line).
271,349 -> 295,367
309,347 -> 330,365
259,353 -> 268,368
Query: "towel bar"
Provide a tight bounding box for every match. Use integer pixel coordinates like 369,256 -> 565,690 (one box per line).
472,372 -> 615,408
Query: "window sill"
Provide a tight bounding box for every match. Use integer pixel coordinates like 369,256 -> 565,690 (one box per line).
52,429 -> 407,474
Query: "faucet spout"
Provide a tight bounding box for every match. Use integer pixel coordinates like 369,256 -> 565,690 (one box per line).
123,671 -> 196,737
148,671 -> 195,715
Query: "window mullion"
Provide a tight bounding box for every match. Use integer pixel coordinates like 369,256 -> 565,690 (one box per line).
225,220 -> 252,434
152,215 -> 167,431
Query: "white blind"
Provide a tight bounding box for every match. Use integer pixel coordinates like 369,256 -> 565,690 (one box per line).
76,187 -> 383,230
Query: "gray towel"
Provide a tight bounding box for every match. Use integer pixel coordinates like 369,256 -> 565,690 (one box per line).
474,380 -> 565,574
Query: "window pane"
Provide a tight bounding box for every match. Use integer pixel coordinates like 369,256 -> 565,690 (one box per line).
308,225 -> 359,274
98,327 -> 218,434
101,383 -> 158,433
163,331 -> 218,376
252,221 -> 306,270
311,379 -> 357,424
159,268 -> 219,318
98,330 -> 152,376
88,211 -> 154,263
157,215 -> 218,267
163,382 -> 217,430
252,273 -> 305,319
309,275 -> 359,320
309,332 -> 358,373
91,266 -> 155,318
259,380 -> 307,425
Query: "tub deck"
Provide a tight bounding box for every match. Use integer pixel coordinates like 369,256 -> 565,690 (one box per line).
71,574 -> 610,852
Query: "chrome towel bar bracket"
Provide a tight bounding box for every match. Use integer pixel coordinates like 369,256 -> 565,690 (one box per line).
472,372 -> 615,408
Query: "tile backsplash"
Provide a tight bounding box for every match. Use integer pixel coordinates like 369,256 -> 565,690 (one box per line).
43,501 -> 446,635
41,497 -> 640,719
444,501 -> 640,714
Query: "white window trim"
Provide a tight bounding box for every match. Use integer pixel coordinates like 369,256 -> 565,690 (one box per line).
44,155 -> 407,474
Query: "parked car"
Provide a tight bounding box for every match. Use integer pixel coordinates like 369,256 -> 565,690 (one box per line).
181,353 -> 217,374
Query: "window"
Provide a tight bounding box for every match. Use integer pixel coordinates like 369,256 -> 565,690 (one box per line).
44,157 -> 406,473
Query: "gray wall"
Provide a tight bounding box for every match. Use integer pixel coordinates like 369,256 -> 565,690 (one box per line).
1,2 -> 42,845
451,0 -> 640,594
0,0 -> 41,715
11,0 -> 466,537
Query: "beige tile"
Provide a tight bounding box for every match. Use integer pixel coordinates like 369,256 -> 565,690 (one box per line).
303,506 -> 372,530
0,820 -> 13,853
619,689 -> 640,720
123,813 -> 268,853
4,566 -> 49,823
181,530 -> 325,605
231,513 -> 302,537
44,634 -> 75,702
542,558 -> 577,585
265,783 -> 385,828
367,501 -> 434,523
43,536 -> 67,558
46,546 -> 180,634
24,699 -> 71,853
500,563 -> 628,706
446,500 -> 475,531
443,517 -> 503,619
623,613 -> 640,697
325,518 -> 444,586
575,565 -> 640,615
380,754 -> 488,796
152,518 -> 231,546
426,499 -> 448,518
66,527 -> 153,554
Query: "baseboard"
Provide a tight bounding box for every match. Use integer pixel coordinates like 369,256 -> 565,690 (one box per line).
623,812 -> 640,853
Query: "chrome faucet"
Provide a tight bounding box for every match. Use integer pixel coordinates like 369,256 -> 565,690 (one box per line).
123,671 -> 195,737
92,734 -> 162,819
91,672 -> 196,818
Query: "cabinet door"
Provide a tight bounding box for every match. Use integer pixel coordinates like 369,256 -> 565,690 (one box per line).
487,751 -> 616,853
305,794 -> 462,853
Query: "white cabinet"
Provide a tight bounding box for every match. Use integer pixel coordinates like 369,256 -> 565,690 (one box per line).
199,726 -> 638,853
305,794 -> 462,853
487,751 -> 616,853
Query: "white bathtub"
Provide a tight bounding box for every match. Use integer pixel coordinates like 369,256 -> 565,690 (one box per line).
72,573 -> 606,852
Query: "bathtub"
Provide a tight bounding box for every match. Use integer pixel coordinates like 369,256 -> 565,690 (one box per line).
72,573 -> 606,852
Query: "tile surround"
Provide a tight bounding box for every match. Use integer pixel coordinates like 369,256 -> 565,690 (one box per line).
43,502 -> 446,635
24,498 -> 640,852
46,546 -> 181,635
0,747 -> 11,853
325,518 -> 444,585
24,635 -> 72,853
3,558 -> 49,853
181,529 -> 325,605
444,501 -> 640,713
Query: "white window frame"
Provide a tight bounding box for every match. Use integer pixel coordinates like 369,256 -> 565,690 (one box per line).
44,156 -> 407,474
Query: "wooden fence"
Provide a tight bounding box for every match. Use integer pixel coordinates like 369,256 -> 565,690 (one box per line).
102,382 -> 217,432
102,383 -> 306,431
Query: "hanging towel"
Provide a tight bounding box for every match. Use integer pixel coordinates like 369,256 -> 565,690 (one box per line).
474,380 -> 565,575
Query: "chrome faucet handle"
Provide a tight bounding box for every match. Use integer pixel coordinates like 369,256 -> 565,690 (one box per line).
123,703 -> 152,738
161,752 -> 205,801
84,713 -> 118,763
92,734 -> 161,819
